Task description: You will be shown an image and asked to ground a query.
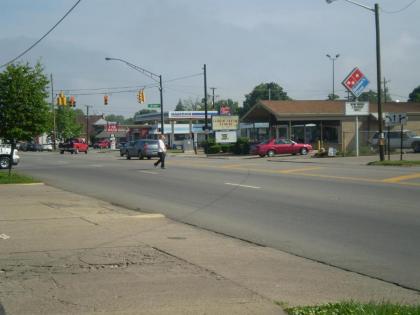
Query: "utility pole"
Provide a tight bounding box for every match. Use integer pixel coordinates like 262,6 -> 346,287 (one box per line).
203,64 -> 208,141
383,77 -> 391,103
85,105 -> 92,145
50,74 -> 57,150
210,87 -> 216,109
375,3 -> 385,161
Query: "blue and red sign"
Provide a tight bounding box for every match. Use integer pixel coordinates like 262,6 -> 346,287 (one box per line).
342,67 -> 369,97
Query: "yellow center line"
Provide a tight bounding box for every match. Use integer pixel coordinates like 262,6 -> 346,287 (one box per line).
381,173 -> 420,183
168,160 -> 420,187
278,167 -> 323,174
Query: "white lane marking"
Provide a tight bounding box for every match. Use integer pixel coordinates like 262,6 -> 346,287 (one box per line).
91,164 -> 104,168
0,234 -> 10,240
225,183 -> 261,189
140,171 -> 159,175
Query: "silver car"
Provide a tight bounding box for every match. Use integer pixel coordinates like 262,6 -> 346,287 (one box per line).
370,130 -> 420,152
126,139 -> 159,160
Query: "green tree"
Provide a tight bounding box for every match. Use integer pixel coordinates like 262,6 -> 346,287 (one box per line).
0,62 -> 50,172
358,90 -> 377,103
134,109 -> 157,116
408,86 -> 420,102
358,88 -> 392,103
105,114 -> 126,124
124,117 -> 134,125
327,93 -> 340,101
214,99 -> 239,115
55,106 -> 82,140
183,97 -> 203,111
175,99 -> 186,111
241,82 -> 290,117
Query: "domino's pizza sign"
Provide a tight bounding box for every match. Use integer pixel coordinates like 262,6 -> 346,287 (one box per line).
342,67 -> 369,98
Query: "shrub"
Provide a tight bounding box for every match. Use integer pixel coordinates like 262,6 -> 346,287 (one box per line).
221,144 -> 233,153
233,137 -> 250,155
207,144 -> 221,154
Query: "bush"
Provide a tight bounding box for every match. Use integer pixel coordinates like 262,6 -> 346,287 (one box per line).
200,137 -> 216,154
221,144 -> 233,153
233,137 -> 250,155
207,144 -> 221,154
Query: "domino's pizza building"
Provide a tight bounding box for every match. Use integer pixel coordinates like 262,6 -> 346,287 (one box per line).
241,100 -> 420,153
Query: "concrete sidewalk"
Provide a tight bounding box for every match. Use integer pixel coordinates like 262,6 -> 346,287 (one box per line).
1,184 -> 420,314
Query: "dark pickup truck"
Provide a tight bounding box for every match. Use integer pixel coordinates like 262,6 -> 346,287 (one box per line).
59,138 -> 89,154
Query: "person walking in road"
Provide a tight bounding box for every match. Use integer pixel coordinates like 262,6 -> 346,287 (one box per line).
154,134 -> 167,169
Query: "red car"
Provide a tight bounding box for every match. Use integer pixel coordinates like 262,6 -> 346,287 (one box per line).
59,138 -> 88,154
253,138 -> 312,157
93,139 -> 111,149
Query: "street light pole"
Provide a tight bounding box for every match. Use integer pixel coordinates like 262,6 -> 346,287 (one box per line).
105,57 -> 165,135
326,54 -> 340,99
203,64 -> 208,141
326,0 -> 385,161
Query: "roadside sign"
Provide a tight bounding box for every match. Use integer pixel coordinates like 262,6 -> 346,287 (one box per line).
342,67 -> 369,97
215,131 -> 237,143
345,102 -> 369,116
148,103 -> 161,109
220,106 -> 231,115
106,123 -> 118,132
384,112 -> 408,127
212,115 -> 239,131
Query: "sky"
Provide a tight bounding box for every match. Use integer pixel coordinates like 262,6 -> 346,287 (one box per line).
1,0 -> 419,118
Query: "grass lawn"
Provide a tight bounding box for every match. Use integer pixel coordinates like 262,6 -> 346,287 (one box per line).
285,301 -> 420,315
0,170 -> 39,184
368,160 -> 420,167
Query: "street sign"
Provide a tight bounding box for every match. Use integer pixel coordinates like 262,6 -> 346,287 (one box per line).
147,103 -> 161,109
342,67 -> 369,97
384,112 -> 408,127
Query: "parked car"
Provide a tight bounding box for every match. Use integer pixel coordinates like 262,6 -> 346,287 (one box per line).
252,138 -> 313,157
0,145 -> 20,169
119,142 -> 131,157
126,139 -> 159,160
24,142 -> 43,152
59,138 -> 88,154
93,139 -> 111,149
42,143 -> 53,151
369,130 -> 420,153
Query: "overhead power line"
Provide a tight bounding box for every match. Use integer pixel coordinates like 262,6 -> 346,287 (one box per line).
0,0 -> 83,68
381,0 -> 417,14
56,72 -> 203,95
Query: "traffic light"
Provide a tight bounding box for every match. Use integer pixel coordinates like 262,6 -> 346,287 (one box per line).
69,96 -> 76,107
137,89 -> 145,104
104,95 -> 109,105
141,90 -> 145,103
56,92 -> 67,106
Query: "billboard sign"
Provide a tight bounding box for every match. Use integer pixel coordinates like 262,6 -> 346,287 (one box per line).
215,131 -> 237,144
220,106 -> 231,115
342,67 -> 369,97
106,123 -> 118,132
345,102 -> 369,116
212,115 -> 239,131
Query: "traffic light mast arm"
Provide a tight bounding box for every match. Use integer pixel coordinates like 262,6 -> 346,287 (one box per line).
105,57 -> 160,83
343,0 -> 374,11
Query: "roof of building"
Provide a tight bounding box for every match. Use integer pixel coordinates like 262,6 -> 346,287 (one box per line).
242,100 -> 420,122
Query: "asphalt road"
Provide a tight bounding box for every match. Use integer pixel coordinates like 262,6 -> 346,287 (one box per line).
17,151 -> 420,291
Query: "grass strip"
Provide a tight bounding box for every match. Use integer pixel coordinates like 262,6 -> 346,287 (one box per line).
0,171 -> 39,184
368,160 -> 420,167
285,301 -> 420,315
